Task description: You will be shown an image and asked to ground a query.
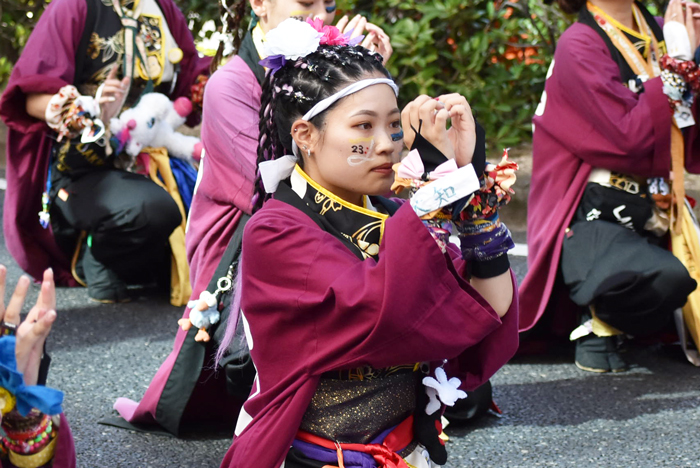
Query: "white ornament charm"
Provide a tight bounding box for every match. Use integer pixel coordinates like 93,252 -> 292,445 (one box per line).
422,367 -> 467,415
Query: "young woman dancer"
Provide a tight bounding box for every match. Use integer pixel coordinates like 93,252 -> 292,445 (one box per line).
521,0 -> 700,371
218,18 -> 519,468
115,0 -> 393,435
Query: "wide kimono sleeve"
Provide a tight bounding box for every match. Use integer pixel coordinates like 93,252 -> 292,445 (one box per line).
539,25 -> 674,178
196,56 -> 259,212
244,201 -> 514,377
0,0 -> 85,132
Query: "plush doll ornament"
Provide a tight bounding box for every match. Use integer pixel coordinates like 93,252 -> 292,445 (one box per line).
179,291 -> 220,342
109,93 -> 204,162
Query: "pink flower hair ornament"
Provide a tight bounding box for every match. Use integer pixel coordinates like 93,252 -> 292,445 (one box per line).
306,17 -> 364,46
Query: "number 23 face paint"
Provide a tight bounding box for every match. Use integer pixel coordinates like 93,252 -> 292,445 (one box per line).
347,137 -> 375,166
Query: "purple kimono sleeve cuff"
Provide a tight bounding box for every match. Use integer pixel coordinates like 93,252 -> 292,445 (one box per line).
1,74 -> 68,133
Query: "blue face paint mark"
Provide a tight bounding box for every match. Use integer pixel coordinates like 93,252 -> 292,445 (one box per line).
326,4 -> 337,13
391,129 -> 404,142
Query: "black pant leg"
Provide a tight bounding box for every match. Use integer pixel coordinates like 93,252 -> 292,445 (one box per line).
52,169 -> 182,281
561,220 -> 696,336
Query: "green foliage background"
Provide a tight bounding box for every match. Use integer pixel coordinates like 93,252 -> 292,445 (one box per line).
0,0 -> 668,146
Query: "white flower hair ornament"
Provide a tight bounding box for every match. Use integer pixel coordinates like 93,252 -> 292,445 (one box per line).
259,18 -> 364,74
422,367 -> 468,415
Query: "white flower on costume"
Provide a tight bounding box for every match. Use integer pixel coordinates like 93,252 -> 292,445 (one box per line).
263,18 -> 323,60
422,367 -> 467,415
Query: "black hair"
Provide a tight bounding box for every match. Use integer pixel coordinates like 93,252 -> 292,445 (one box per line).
211,0 -> 249,73
546,0 -> 586,14
252,44 -> 391,212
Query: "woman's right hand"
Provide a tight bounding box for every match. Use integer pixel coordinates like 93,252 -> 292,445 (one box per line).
98,64 -> 130,123
0,266 -> 57,387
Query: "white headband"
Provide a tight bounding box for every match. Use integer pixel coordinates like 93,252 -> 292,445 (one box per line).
260,78 -> 400,193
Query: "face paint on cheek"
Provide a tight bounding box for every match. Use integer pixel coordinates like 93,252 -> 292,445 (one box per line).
289,10 -> 313,20
347,137 -> 375,167
391,129 -> 404,142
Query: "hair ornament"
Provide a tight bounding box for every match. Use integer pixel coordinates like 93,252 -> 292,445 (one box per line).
259,18 -> 323,74
259,18 -> 366,74
306,17 -> 364,47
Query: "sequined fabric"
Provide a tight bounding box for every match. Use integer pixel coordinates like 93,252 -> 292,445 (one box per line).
299,371 -> 417,445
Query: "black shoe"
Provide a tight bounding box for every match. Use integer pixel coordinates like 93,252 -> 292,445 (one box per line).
575,334 -> 628,373
83,247 -> 130,304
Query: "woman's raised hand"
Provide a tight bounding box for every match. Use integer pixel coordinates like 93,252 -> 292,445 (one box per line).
99,64 -> 130,123
683,1 -> 700,50
336,14 -> 393,65
401,94 -> 476,167
0,266 -> 57,387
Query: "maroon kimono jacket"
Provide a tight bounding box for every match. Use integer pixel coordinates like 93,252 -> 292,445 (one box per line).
519,21 -> 700,332
221,199 -> 519,467
0,0 -> 209,285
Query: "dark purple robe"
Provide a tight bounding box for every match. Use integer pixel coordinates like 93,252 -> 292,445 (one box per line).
0,0 -> 210,285
221,198 -> 519,468
519,21 -> 700,333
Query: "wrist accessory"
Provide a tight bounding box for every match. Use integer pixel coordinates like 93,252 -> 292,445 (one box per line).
660,55 -> 700,94
454,149 -> 518,221
45,85 -> 105,144
457,212 -> 514,278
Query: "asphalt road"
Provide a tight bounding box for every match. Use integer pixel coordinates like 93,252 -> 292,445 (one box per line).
1,189 -> 698,468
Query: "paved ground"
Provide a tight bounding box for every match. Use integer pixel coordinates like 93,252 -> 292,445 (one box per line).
1,177 -> 699,467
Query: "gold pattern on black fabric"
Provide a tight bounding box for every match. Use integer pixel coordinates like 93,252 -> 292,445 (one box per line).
299,372 -> 418,444
293,166 -> 388,261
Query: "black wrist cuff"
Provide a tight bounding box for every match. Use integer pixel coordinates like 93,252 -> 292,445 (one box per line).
470,253 -> 510,279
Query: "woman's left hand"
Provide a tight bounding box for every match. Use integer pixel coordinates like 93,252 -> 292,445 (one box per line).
683,1 -> 700,50
401,94 -> 476,167
436,93 -> 476,168
0,267 -> 57,387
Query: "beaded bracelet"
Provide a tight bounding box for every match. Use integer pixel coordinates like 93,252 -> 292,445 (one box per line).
660,55 -> 700,94
2,414 -> 53,455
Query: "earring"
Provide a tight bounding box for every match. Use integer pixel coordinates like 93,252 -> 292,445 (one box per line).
303,145 -> 311,157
